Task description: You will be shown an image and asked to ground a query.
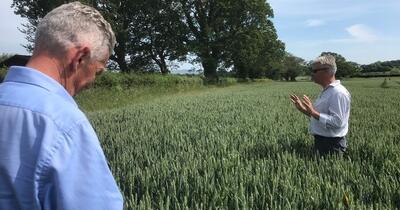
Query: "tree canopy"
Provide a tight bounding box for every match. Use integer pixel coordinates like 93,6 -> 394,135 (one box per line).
279,53 -> 306,81
11,0 -> 284,79
224,0 -> 284,79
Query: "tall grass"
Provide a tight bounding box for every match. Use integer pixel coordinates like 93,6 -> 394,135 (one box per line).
76,72 -> 240,111
93,72 -> 205,89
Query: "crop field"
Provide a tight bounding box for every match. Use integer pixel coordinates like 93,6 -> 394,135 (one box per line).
83,78 -> 400,209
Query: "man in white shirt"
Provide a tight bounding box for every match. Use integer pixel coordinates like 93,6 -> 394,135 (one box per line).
290,55 -> 351,156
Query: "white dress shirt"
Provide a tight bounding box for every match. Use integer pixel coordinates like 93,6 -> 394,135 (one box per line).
310,80 -> 351,137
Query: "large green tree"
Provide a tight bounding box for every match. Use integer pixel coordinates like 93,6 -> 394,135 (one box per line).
278,52 -> 306,81
137,0 -> 188,74
178,0 -> 231,80
223,0 -> 284,79
178,0 -> 283,80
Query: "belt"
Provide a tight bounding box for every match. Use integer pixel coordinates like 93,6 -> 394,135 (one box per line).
314,135 -> 345,141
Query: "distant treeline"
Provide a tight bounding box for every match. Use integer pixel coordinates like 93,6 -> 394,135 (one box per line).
348,60 -> 400,78
360,60 -> 400,73
353,72 -> 400,78
300,53 -> 400,78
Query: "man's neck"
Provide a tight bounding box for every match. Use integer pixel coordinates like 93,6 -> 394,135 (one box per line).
26,53 -> 75,95
321,77 -> 336,89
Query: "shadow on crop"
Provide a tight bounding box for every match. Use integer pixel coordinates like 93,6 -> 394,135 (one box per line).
244,138 -> 319,160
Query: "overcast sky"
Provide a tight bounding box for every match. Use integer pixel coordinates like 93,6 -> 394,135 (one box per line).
1,0 -> 400,65
0,0 -> 27,55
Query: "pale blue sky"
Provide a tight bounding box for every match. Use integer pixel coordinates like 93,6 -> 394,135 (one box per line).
268,0 -> 400,64
1,0 -> 400,65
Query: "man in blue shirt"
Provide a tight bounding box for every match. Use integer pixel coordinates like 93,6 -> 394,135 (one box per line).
0,2 -> 123,210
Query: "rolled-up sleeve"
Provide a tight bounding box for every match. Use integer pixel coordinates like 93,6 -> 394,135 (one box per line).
39,121 -> 123,210
318,92 -> 350,129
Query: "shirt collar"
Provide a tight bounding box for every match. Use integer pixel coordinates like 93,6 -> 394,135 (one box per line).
329,80 -> 341,87
323,80 -> 341,91
4,66 -> 78,107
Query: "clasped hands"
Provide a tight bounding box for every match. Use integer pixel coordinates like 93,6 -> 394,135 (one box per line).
290,94 -> 319,119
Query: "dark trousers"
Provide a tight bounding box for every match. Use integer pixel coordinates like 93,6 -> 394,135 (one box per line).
314,135 -> 347,156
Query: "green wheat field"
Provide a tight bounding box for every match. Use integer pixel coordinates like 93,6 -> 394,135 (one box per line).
79,78 -> 400,209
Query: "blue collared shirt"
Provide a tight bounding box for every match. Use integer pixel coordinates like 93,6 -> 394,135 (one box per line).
0,66 -> 123,210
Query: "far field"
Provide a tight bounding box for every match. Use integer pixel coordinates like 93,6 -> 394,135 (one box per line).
77,77 -> 400,209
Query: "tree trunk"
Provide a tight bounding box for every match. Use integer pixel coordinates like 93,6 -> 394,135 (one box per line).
234,61 -> 248,79
201,53 -> 218,81
112,44 -> 128,72
116,56 -> 128,73
152,51 -> 170,74
113,31 -> 129,73
281,73 -> 289,81
157,58 -> 169,74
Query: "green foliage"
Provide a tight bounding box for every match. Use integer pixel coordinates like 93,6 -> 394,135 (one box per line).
277,52 -> 306,81
11,0 -> 283,77
136,0 -> 188,74
0,52 -> 13,81
98,0 -> 139,72
11,0 -> 185,73
202,76 -> 238,86
77,73 -> 240,111
380,78 -> 389,88
0,68 -> 7,82
390,67 -> 400,74
223,0 -> 284,79
179,0 -> 282,80
79,78 -> 400,209
93,71 -> 203,89
0,53 -> 14,64
353,67 -> 400,78
178,0 -> 230,79
361,60 -> 400,73
320,52 -> 361,78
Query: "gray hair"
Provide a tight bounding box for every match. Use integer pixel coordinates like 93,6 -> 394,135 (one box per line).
312,55 -> 337,75
34,1 -> 116,60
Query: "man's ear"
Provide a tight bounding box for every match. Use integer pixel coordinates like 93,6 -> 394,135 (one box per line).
70,47 -> 91,72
